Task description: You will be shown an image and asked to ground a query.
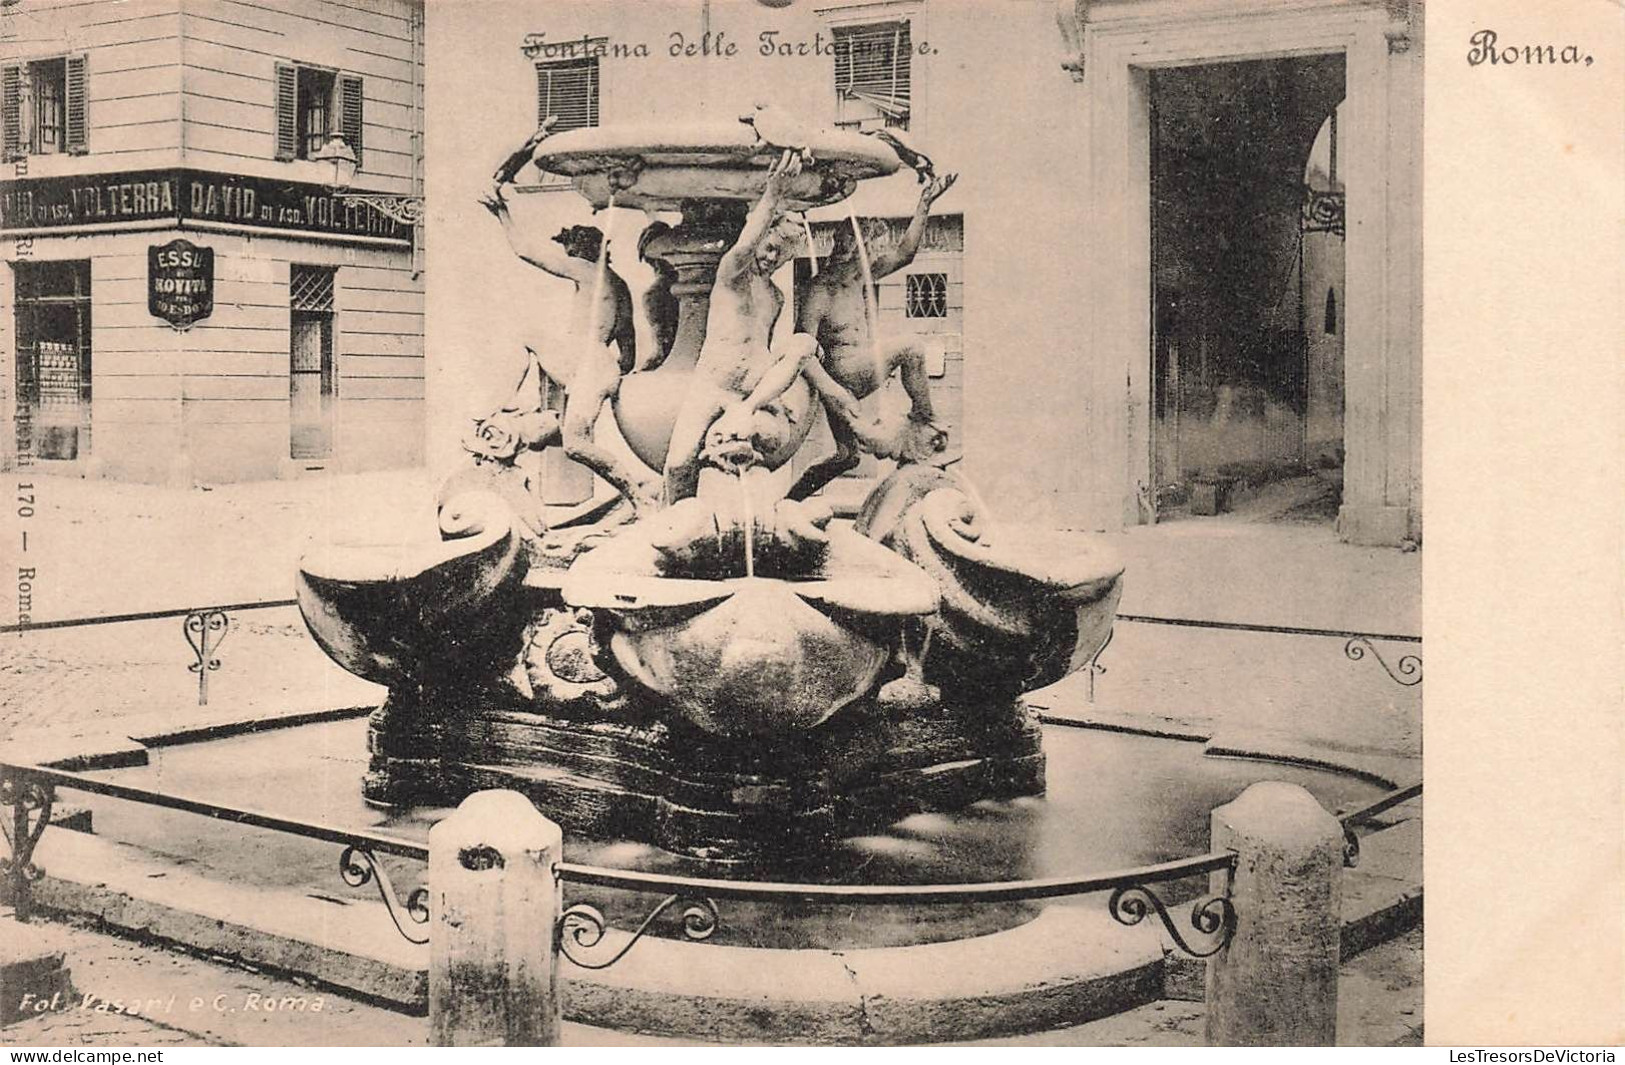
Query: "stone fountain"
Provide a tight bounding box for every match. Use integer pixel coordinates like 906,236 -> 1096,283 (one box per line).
297,114 -> 1124,862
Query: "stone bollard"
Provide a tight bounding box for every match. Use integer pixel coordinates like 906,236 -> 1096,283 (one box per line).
428,789 -> 563,1047
1206,781 -> 1343,1046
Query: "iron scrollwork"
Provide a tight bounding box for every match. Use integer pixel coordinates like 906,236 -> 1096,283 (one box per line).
340,194 -> 425,227
1344,637 -> 1423,687
183,608 -> 231,706
1,775 -> 55,889
1302,187 -> 1346,237
1108,882 -> 1235,959
557,894 -> 720,971
339,846 -> 431,945
1342,824 -> 1363,868
1086,626 -> 1114,702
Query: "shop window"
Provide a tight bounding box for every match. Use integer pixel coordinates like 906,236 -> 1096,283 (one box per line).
13,261 -> 92,461
289,265 -> 337,461
275,63 -> 364,167
905,272 -> 948,318
832,21 -> 911,131
1,55 -> 88,160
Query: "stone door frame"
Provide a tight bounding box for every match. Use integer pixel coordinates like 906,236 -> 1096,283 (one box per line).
1078,0 -> 1418,542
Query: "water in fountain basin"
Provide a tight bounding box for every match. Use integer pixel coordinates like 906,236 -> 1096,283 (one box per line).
75,718 -> 1387,951
800,214 -> 820,278
847,210 -> 884,376
738,468 -> 756,578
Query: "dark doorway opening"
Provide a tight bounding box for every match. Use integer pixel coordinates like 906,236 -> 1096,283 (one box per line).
1149,54 -> 1346,524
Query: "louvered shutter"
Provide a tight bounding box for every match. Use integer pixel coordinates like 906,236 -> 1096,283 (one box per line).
833,22 -> 911,126
1,65 -> 21,161
65,54 -> 88,154
536,59 -> 598,132
274,62 -> 297,160
339,74 -> 363,170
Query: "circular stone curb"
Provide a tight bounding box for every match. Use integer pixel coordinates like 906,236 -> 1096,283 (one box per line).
559,904 -> 1166,1045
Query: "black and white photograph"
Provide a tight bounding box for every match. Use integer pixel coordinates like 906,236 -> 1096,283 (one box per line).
0,0 -> 1618,1052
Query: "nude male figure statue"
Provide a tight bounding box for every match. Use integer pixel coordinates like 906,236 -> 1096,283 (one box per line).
478,119 -> 666,512
661,151 -> 839,502
787,169 -> 958,501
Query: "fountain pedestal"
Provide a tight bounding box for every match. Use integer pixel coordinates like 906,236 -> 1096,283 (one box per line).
360,655 -> 1047,862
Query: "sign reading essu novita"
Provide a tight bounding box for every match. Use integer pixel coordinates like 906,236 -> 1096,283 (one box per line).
148,239 -> 215,330
0,169 -> 409,243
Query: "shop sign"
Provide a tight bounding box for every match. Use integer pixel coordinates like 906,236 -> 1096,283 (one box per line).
180,170 -> 410,241
1,173 -> 179,229
2,169 -> 410,244
148,239 -> 215,330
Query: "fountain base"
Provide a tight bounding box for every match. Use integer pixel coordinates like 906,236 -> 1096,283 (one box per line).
360,686 -> 1044,863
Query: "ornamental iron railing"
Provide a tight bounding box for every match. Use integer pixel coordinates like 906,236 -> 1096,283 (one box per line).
1,599 -> 299,705
0,762 -> 429,940
1085,614 -> 1423,692
1,757 -> 1420,973
553,850 -> 1239,968
1337,781 -> 1423,868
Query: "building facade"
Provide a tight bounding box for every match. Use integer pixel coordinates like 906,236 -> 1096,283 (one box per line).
1,0 -> 425,485
425,0 -> 1421,544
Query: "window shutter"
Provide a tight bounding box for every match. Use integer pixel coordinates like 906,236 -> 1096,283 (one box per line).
64,53 -> 88,154
1,65 -> 21,161
274,62 -> 297,161
833,22 -> 911,125
339,74 -> 364,171
536,58 -> 598,132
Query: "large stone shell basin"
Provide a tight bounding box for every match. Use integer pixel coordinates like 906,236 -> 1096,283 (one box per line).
532,121 -> 901,211
857,468 -> 1127,696
295,491 -> 521,686
562,526 -> 938,737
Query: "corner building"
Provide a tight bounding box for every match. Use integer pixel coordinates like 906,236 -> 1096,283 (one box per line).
1,0 -> 425,484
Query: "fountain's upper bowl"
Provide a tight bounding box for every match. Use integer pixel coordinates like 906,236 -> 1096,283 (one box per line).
532,121 -> 901,211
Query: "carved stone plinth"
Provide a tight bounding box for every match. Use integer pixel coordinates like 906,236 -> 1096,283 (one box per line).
362,677 -> 1044,864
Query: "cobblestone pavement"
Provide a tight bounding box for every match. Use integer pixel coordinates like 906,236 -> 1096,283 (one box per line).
5,470 -> 434,625
1,917 -> 1420,1048
958,927 -> 1424,1047
2,471 -> 420,742
1,613 -> 381,745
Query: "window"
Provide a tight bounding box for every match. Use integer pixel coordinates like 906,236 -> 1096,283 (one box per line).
13,261 -> 92,461
530,56 -> 598,190
276,63 -> 364,167
2,56 -> 88,159
536,57 -> 598,132
832,21 -> 911,131
289,266 -> 337,461
32,60 -> 64,154
1324,287 -> 1338,335
905,272 -> 947,318
297,67 -> 335,158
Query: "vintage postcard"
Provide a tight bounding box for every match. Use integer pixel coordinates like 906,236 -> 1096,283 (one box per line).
0,0 -> 1618,1051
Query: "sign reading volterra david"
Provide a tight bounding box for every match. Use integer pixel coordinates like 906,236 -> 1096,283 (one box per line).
148,239 -> 215,330
0,169 -> 410,243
